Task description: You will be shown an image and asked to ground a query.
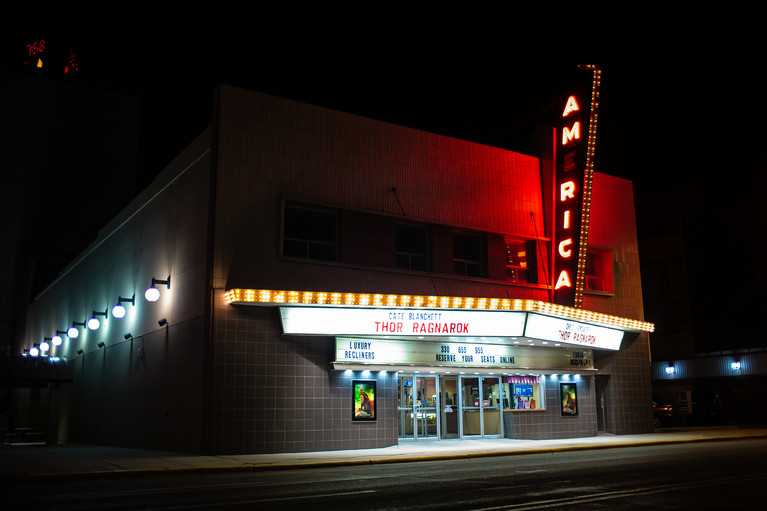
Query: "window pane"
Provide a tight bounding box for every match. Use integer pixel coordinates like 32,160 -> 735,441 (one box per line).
308,242 -> 336,261
284,207 -> 335,242
585,250 -> 610,292
411,255 -> 428,272
396,225 -> 427,254
283,239 -> 307,258
505,242 -> 527,267
505,240 -> 530,283
454,233 -> 482,277
466,262 -> 481,278
283,205 -> 336,261
454,233 -> 481,261
395,225 -> 429,271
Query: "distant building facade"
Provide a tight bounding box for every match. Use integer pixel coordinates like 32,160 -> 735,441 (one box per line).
19,85 -> 653,454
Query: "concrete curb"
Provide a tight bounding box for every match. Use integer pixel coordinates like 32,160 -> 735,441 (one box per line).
6,431 -> 766,483
244,432 -> 767,471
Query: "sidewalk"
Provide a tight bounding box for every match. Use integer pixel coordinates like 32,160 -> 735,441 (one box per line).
2,426 -> 766,481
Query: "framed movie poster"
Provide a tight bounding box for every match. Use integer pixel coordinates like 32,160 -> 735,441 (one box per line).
352,380 -> 377,421
560,382 -> 578,416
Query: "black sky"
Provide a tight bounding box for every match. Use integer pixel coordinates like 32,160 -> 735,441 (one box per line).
63,34 -> 766,198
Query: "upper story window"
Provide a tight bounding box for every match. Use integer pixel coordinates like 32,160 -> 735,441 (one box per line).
453,232 -> 483,277
395,224 -> 429,271
505,240 -> 529,283
283,205 -> 336,261
585,247 -> 613,292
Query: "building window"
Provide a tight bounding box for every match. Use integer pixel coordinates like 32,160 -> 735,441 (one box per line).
395,225 -> 428,271
453,232 -> 483,277
505,239 -> 537,284
283,205 -> 336,261
502,375 -> 544,410
585,247 -> 612,292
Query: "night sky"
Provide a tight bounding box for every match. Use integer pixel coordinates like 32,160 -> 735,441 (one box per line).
2,32 -> 766,353
67,34 -> 767,197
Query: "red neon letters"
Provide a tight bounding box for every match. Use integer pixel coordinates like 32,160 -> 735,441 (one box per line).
555,96 -> 580,291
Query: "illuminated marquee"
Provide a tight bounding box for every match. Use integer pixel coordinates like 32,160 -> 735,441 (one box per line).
225,288 -> 655,332
553,65 -> 602,308
280,307 -> 527,337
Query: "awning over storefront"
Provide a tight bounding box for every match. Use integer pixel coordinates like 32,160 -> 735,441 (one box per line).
0,354 -> 73,387
225,288 -> 653,347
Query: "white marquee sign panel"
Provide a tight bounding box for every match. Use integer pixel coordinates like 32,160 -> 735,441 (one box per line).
280,307 -> 526,337
524,314 -> 623,351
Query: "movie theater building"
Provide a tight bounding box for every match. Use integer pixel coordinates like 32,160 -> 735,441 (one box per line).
21,80 -> 653,454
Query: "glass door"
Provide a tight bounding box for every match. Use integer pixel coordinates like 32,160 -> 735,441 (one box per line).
398,375 -> 414,438
482,377 -> 502,436
459,376 -> 503,438
460,377 -> 481,436
414,376 -> 438,439
440,375 -> 459,439
398,375 -> 439,440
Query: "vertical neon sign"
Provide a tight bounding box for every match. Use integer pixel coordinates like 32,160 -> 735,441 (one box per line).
553,65 -> 601,307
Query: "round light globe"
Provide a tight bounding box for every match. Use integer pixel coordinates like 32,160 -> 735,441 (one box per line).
40,341 -> 49,352
52,335 -> 62,346
30,346 -> 39,357
67,326 -> 79,339
112,303 -> 126,319
87,318 -> 100,331
145,286 -> 160,302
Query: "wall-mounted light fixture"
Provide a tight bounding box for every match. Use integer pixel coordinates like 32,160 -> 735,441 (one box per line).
68,321 -> 86,339
665,365 -> 675,375
41,337 -> 52,353
97,342 -> 105,348
53,330 -> 67,346
88,309 -> 108,331
145,276 -> 170,302
112,294 -> 135,319
731,361 -> 741,370
77,349 -> 84,355
30,344 -> 40,357
158,318 -> 168,327
124,333 -> 133,340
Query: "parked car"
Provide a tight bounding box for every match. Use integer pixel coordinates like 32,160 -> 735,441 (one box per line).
652,397 -> 674,428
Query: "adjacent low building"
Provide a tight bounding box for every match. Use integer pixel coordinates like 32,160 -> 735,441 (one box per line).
19,84 -> 653,454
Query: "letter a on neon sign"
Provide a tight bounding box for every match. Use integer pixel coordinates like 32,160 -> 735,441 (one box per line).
563,96 -> 579,117
555,270 -> 572,290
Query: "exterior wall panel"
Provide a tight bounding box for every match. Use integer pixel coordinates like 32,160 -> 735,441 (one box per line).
22,130 -> 213,453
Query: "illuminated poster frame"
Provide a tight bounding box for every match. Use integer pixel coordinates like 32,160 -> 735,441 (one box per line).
560,382 -> 578,416
352,380 -> 377,422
